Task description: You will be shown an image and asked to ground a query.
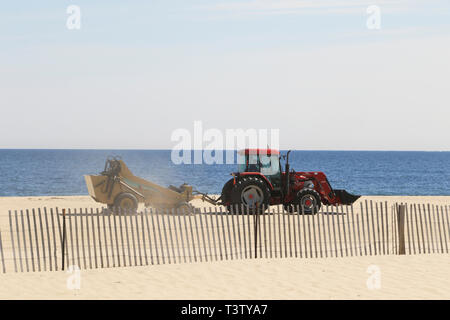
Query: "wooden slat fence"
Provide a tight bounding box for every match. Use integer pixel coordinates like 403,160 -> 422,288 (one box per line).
0,201 -> 449,273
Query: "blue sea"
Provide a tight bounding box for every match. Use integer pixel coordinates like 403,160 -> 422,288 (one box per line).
0,150 -> 449,197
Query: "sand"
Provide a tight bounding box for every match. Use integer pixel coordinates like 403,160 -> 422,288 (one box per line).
0,195 -> 449,300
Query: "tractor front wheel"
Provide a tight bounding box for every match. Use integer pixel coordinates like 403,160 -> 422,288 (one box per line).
285,189 -> 321,214
230,176 -> 271,214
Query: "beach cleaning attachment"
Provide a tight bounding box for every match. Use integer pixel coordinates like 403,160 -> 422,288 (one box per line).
85,158 -> 202,211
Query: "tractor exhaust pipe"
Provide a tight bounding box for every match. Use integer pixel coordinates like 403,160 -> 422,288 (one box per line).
284,150 -> 291,198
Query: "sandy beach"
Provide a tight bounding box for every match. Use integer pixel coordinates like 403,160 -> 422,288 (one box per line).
2,0 -> 450,306
0,196 -> 449,300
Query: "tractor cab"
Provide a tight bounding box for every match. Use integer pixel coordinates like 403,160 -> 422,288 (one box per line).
237,149 -> 282,190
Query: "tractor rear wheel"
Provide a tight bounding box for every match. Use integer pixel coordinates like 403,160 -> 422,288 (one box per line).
113,192 -> 138,212
285,189 -> 321,214
230,176 -> 271,214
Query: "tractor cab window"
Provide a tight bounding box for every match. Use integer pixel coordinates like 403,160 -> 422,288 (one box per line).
237,154 -> 259,172
260,155 -> 280,176
237,153 -> 280,176
247,154 -> 259,172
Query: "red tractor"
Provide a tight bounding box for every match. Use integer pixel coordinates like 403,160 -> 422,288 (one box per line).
218,149 -> 360,214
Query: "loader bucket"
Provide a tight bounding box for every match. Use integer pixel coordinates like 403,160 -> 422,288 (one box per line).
334,189 -> 361,205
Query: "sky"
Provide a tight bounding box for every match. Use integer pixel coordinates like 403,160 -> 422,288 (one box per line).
0,0 -> 449,150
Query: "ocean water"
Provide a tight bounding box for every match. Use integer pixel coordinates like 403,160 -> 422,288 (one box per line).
0,150 -> 449,197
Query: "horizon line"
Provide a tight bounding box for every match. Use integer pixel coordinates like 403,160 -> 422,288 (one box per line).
0,148 -> 449,152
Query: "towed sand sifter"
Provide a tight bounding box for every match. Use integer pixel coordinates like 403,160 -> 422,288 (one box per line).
84,158 -> 215,212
